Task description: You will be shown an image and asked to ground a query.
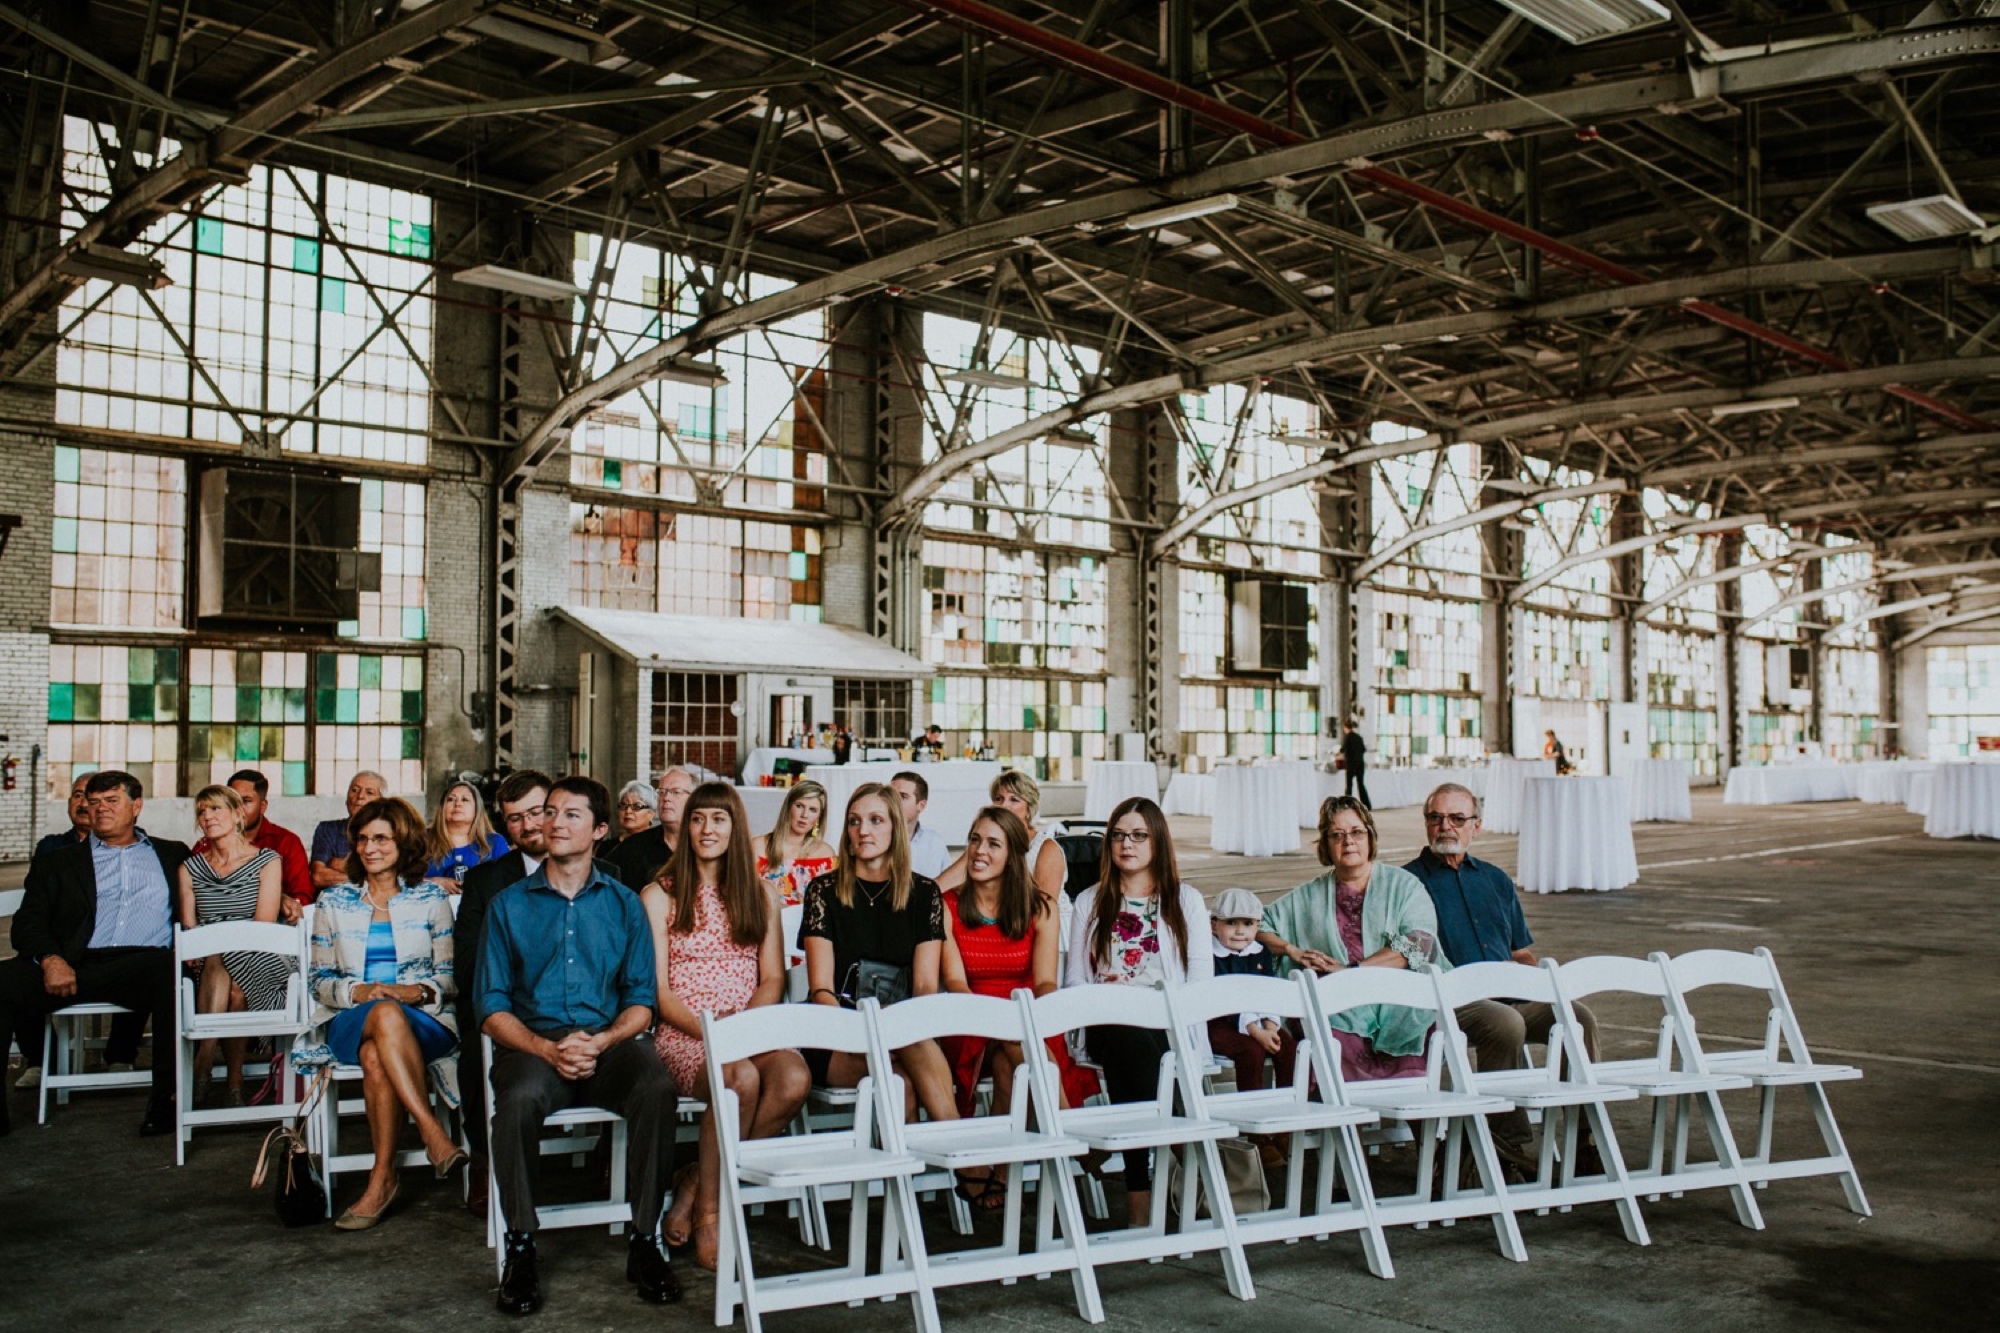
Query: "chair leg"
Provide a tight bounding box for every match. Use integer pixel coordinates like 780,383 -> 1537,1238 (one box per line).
1588,1102 -> 1650,1247
1335,1125 -> 1394,1280
37,1021 -> 53,1125
1191,1138 -> 1255,1301
1463,1117 -> 1528,1263
1047,1156 -> 1105,1325
1695,1091 -> 1765,1231
1753,1085 -> 1778,1183
1804,1084 -> 1871,1217
888,1174 -> 942,1333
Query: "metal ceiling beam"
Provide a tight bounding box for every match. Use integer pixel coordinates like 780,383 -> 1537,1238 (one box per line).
1894,602 -> 2000,651
1351,480 -> 1626,584
1827,586 -> 2000,644
1636,545 -> 1858,622
1740,559 -> 2000,634
0,3 -> 223,132
1511,513 -> 1751,604
1883,522 -> 2000,549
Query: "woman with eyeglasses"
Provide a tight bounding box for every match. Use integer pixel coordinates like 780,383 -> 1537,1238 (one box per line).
607,780 -> 657,849
1064,796 -> 1212,1225
1256,795 -> 1447,1081
752,780 -> 835,905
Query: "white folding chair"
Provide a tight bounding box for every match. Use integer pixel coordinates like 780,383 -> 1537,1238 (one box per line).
1431,961 -> 1650,1245
702,1000 -> 939,1333
1162,972 -> 1391,1274
1661,947 -> 1869,1216
173,919 -> 313,1164
868,991 -> 1103,1322
1554,954 -> 1765,1230
480,1034 -> 633,1272
1302,967 -> 1528,1262
37,1001 -> 153,1121
1023,985 -> 1255,1302
311,1058 -> 466,1216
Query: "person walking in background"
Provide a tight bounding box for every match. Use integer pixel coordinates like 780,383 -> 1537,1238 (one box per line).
1543,729 -> 1572,775
311,771 -> 386,892
1341,720 -> 1372,810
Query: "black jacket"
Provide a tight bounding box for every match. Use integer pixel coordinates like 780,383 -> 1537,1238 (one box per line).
454,850 -> 623,1026
1341,731 -> 1367,769
609,827 -> 674,891
15,832 -> 191,963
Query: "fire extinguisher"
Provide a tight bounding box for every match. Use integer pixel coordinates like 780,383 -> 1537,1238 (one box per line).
1,754 -> 16,791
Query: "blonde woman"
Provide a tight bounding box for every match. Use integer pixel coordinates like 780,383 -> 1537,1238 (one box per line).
751,780 -> 835,903
425,778 -> 508,889
175,784 -> 287,1107
936,768 -> 1072,941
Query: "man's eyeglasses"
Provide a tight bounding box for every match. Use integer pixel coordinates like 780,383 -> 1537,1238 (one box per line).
1423,811 -> 1476,828
1107,830 -> 1151,845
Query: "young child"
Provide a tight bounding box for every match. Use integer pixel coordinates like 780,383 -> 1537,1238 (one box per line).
1208,888 -> 1299,1167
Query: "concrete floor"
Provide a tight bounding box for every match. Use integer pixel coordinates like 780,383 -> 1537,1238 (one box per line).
2,789 -> 1995,1331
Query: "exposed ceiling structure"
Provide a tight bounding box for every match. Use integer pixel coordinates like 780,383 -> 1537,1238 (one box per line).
4,0 -> 1999,640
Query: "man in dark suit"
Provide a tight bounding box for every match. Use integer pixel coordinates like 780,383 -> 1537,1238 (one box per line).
1,770 -> 191,1137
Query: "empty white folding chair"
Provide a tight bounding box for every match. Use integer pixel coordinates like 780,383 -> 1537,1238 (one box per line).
480,1034 -> 635,1269
173,918 -> 313,1164
1431,961 -> 1649,1245
867,991 -> 1102,1322
37,1001 -> 153,1122
1662,947 -> 1868,1216
1162,972 -> 1391,1276
1302,966 -> 1527,1262
1554,953 -> 1764,1230
1023,984 -> 1255,1302
703,999 -> 939,1333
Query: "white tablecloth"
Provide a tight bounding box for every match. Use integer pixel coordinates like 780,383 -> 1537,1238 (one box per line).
1516,776 -> 1638,894
1626,758 -> 1692,823
1083,760 -> 1161,821
1163,772 -> 1214,817
1906,770 -> 1936,817
1481,757 -> 1559,834
1854,761 -> 1934,805
1924,763 -> 2000,839
1212,766 -> 1305,857
1722,764 -> 1856,805
805,760 -> 1002,847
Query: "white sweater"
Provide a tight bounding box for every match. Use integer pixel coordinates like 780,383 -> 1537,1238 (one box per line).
1064,882 -> 1214,991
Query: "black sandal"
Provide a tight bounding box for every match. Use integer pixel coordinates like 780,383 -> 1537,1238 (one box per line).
954,1172 -> 1007,1212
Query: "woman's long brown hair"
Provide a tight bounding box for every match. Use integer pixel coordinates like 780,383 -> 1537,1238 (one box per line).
958,806 -> 1046,940
833,782 -> 913,911
658,782 -> 767,948
1086,796 -> 1189,971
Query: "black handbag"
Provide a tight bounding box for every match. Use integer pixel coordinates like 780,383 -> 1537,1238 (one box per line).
847,958 -> 912,1007
252,1069 -> 329,1227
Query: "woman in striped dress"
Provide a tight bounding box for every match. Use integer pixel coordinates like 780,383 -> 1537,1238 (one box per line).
175,784 -> 288,1107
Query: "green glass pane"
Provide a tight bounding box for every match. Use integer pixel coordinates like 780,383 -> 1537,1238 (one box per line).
401,690 -> 423,723
55,445 -> 80,483
603,458 -> 623,488
320,276 -> 346,313
400,606 -> 425,640
188,685 -> 211,722
235,725 -> 260,762
386,219 -> 432,258
317,655 -> 338,688
52,517 -> 78,553
315,688 -> 337,722
155,685 -> 178,722
284,687 -> 307,722
158,649 -> 180,685
262,686 -> 285,720
291,238 -> 320,273
73,684 -> 100,722
128,688 -> 153,722
282,761 -> 308,797
401,726 -> 422,761
336,689 -> 359,724
358,656 -> 381,689
48,682 -> 73,722
128,648 -> 155,684
195,217 -> 225,255
236,685 -> 261,720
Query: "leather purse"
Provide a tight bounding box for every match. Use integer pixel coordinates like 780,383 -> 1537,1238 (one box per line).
847,958 -> 912,1007
251,1068 -> 330,1227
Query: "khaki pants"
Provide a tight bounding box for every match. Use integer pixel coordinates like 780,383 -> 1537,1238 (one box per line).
1454,998 -> 1599,1148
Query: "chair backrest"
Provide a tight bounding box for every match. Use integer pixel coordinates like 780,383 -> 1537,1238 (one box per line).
1303,965 -> 1480,1091
871,990 -> 1029,1052
706,999 -> 872,1067
1663,946 -> 1816,1066
176,918 -> 306,966
1164,973 -> 1313,1029
1551,952 -> 1674,1002
1053,833 -> 1103,900
1431,960 -> 1560,1011
1029,980 -> 1172,1037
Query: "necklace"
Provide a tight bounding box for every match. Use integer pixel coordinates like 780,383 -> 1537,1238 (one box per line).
857,878 -> 890,907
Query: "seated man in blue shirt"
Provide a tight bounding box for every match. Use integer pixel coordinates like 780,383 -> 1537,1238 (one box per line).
1403,782 -> 1599,1173
478,776 -> 680,1315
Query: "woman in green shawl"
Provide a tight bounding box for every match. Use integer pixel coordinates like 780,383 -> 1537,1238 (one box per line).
1256,795 -> 1446,1079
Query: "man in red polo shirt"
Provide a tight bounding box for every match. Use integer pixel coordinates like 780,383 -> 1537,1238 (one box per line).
191,768 -> 313,922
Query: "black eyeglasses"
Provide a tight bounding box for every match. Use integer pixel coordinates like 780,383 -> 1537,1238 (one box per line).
1423,812 -> 1476,827
1107,830 -> 1151,845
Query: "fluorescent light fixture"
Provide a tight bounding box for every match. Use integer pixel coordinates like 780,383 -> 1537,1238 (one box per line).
653,357 -> 728,388
944,367 -> 1033,391
451,263 -> 585,302
1865,194 -> 1988,242
1124,194 -> 1240,231
1493,0 -> 1670,44
1279,434 -> 1341,450
1710,396 -> 1801,418
55,243 -> 171,289
1045,425 -> 1098,450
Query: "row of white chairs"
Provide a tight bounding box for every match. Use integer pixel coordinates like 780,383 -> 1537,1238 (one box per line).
692,946 -> 1866,1332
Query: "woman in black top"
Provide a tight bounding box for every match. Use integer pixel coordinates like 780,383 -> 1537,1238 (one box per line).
799,782 -> 958,1126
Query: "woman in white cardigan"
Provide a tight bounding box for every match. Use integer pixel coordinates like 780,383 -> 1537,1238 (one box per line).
1064,796 -> 1212,1223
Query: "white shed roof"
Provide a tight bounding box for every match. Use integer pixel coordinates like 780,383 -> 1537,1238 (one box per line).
555,606 -> 933,678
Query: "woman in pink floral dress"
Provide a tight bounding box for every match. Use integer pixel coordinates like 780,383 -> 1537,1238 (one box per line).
642,782 -> 807,1270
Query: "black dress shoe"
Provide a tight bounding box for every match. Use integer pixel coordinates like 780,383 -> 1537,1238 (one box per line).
628,1231 -> 682,1305
138,1099 -> 174,1137
497,1231 -> 543,1316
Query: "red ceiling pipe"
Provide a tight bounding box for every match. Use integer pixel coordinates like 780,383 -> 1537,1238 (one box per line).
903,0 -> 1992,432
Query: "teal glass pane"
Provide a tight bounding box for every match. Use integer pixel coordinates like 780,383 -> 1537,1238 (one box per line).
401,690 -> 422,723
52,517 -> 78,553
316,654 -> 338,689
291,238 -> 320,273
128,648 -> 155,685
358,656 -> 381,689
236,685 -> 261,720
282,761 -> 308,796
400,607 -> 425,640
128,687 -> 153,722
195,217 -> 225,255
235,724 -> 260,762
319,276 -> 346,313
48,682 -> 73,722
337,619 -> 360,638
158,649 -> 180,684
602,459 -> 623,487
401,727 -> 422,761
386,219 -> 432,258
261,686 -> 285,720
284,687 -> 307,722
314,688 -> 337,722
336,689 -> 359,724
73,684 -> 100,722
931,678 -> 946,703
188,685 -> 211,721
788,552 -> 807,580
55,445 -> 80,483
155,685 -> 178,722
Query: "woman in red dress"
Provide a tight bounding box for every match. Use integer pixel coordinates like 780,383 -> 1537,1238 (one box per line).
940,806 -> 1098,1208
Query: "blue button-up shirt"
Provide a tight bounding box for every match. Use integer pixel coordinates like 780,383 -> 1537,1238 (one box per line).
86,830 -> 174,949
1402,847 -> 1532,968
474,864 -> 653,1034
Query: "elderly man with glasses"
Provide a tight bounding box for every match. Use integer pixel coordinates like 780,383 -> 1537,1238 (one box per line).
610,767 -> 696,890
1403,782 -> 1600,1174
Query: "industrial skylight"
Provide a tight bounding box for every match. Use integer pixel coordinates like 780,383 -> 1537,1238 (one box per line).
1492,0 -> 1671,45
1865,194 -> 1988,242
